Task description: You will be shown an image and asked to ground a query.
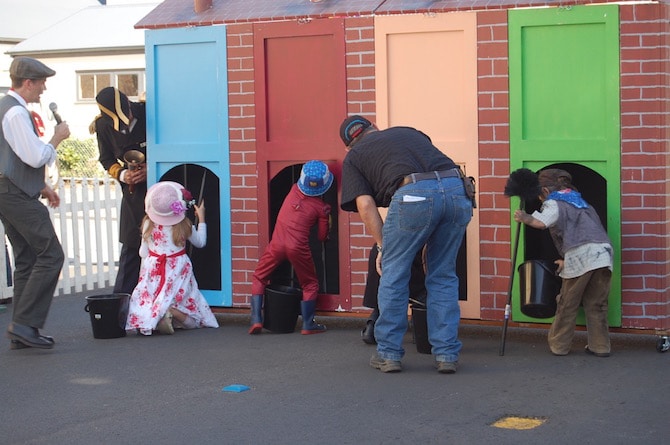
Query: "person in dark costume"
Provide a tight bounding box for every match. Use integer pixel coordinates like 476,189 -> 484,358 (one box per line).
90,87 -> 147,295
361,244 -> 426,345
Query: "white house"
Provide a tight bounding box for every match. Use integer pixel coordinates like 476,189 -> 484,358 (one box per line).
0,0 -> 101,94
4,1 -> 158,139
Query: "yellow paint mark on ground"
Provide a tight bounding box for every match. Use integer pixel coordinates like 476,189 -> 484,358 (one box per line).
491,416 -> 547,430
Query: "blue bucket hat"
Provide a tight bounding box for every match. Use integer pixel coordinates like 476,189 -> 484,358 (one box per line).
297,161 -> 334,197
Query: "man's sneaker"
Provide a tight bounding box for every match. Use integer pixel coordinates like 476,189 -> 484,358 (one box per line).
370,353 -> 402,373
435,360 -> 458,374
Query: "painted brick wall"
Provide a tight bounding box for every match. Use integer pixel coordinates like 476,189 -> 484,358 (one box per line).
476,10 -> 511,322
227,23 -> 258,307
663,1 -> 670,331
619,3 -> 670,330
223,5 -> 669,332
344,17 -> 376,312
226,18 -> 379,311
473,5 -> 670,331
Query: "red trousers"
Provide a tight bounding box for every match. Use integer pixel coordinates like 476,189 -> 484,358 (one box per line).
252,242 -> 319,301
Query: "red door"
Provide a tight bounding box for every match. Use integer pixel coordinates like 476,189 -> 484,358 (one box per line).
254,19 -> 349,311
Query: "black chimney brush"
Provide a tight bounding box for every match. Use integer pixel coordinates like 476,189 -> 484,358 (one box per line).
504,168 -> 540,201
499,167 -> 540,356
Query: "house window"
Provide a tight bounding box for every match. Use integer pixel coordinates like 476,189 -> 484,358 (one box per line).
77,70 -> 144,102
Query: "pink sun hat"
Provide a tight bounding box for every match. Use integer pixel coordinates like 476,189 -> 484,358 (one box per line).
145,181 -> 195,226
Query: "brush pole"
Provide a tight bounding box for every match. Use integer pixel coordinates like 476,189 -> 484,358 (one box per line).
499,201 -> 524,356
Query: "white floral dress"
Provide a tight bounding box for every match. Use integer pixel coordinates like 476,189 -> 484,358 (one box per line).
125,221 -> 219,333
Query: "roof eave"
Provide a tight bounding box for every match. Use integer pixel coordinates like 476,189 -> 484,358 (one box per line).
7,46 -> 146,57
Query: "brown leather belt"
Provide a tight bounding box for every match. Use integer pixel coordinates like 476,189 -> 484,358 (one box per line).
399,168 -> 462,188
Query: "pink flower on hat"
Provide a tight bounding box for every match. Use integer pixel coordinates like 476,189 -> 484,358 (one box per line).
170,200 -> 187,216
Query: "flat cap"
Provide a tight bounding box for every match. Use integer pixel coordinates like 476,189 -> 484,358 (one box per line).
538,168 -> 572,189
9,57 -> 56,80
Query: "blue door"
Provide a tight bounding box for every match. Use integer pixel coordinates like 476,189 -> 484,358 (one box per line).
145,26 -> 231,306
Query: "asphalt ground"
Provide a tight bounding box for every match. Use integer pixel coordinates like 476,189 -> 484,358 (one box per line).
0,289 -> 667,445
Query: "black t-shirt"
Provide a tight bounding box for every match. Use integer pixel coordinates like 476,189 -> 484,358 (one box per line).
340,126 -> 457,211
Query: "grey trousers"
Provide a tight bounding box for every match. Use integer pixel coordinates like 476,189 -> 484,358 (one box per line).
548,267 -> 612,355
0,178 -> 64,328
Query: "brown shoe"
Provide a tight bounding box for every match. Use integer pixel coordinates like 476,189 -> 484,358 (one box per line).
585,345 -> 610,357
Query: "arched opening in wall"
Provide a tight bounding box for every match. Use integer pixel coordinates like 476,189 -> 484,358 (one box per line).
268,164 -> 339,295
160,164 -> 221,291
523,162 -> 607,262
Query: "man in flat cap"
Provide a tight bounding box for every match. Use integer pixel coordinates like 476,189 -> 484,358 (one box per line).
90,86 -> 146,295
0,57 -> 70,350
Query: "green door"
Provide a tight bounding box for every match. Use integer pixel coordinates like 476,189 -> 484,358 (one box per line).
508,5 -> 621,326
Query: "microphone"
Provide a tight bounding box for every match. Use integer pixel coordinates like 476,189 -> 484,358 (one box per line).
49,102 -> 62,124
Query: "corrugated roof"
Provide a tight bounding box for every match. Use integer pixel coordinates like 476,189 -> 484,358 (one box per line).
0,0 -> 100,41
8,2 -> 160,55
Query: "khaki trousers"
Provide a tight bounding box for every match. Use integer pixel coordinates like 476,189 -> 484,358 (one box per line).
548,267 -> 611,355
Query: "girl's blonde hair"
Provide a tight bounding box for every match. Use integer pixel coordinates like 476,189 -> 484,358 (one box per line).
142,215 -> 192,247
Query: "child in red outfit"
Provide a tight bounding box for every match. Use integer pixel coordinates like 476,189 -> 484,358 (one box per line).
249,160 -> 333,335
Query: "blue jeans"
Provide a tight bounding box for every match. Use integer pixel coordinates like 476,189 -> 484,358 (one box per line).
375,176 -> 472,362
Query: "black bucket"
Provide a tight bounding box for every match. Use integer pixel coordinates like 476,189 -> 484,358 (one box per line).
84,293 -> 130,339
263,285 -> 301,333
411,304 -> 432,354
518,260 -> 561,319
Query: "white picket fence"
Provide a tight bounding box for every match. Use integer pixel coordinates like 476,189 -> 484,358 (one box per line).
0,177 -> 122,299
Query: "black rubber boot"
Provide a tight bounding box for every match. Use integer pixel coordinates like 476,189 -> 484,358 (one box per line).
301,300 -> 326,335
248,294 -> 263,334
361,308 -> 378,344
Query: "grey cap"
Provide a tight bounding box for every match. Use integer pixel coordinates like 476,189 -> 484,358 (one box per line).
9,57 -> 56,80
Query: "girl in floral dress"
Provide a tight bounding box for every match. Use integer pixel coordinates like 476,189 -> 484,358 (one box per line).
126,181 -> 219,335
